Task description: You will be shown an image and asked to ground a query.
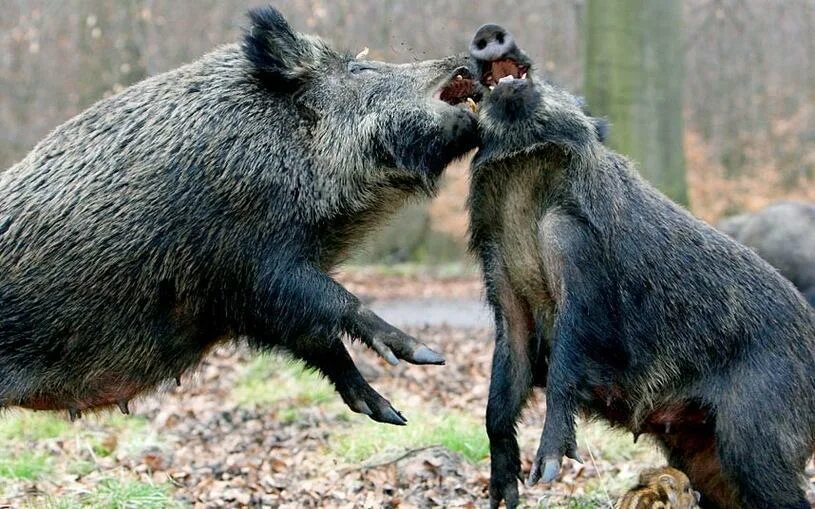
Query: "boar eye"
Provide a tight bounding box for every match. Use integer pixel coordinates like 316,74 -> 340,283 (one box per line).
348,62 -> 379,75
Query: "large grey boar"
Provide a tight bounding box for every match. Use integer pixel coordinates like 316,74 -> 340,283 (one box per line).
718,202 -> 815,306
0,6 -> 481,426
465,24 -> 815,509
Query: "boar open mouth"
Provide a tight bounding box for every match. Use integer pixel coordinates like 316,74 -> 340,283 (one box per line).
437,67 -> 481,113
481,58 -> 529,89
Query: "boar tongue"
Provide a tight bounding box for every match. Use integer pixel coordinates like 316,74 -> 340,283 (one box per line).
482,59 -> 525,86
439,78 -> 476,105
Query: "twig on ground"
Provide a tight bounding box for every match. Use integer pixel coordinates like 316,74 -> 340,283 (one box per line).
338,445 -> 442,476
584,437 -> 615,509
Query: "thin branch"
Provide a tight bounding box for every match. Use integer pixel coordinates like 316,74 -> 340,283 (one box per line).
584,437 -> 614,509
338,445 -> 442,476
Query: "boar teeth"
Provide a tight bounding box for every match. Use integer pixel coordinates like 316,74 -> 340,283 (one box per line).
498,75 -> 515,84
466,97 -> 478,113
522,72 -> 528,79
489,85 -> 495,90
455,74 -> 463,80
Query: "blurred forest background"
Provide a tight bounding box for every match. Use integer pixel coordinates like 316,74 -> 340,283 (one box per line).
1,0 -> 813,264
0,3 -> 814,507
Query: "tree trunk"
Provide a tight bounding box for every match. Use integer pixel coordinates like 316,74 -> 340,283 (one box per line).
584,0 -> 688,205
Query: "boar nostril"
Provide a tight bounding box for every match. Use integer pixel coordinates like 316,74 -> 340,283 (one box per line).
476,39 -> 487,50
496,32 -> 505,45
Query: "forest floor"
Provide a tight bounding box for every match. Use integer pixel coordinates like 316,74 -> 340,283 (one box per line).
1,267 -> 813,508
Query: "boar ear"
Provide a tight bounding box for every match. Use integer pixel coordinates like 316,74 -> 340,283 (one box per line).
243,6 -> 316,86
804,288 -> 815,307
592,117 -> 610,144
575,97 -> 610,144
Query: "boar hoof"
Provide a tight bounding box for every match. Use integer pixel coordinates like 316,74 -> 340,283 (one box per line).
541,459 -> 561,483
338,379 -> 407,426
373,405 -> 407,426
355,307 -> 445,366
527,457 -> 561,486
411,345 -> 445,365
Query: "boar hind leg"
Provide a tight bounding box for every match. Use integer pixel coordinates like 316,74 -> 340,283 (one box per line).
711,365 -> 813,509
288,337 -> 407,426
665,431 -> 809,509
487,282 -> 536,509
662,397 -> 811,509
716,422 -> 810,508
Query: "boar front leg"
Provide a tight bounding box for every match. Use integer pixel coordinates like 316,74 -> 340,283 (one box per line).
528,213 -> 613,485
346,305 -> 446,366
526,324 -> 582,485
251,259 -> 445,366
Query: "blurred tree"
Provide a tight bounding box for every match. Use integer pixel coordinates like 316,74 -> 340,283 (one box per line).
584,0 -> 688,204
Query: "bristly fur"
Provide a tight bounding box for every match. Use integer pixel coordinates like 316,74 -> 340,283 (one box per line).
468,30 -> 815,509
0,6 -> 477,424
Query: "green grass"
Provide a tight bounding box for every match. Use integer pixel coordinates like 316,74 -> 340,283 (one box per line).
0,412 -> 71,441
0,409 -> 151,464
233,355 -> 336,408
86,415 -> 150,459
27,478 -> 182,509
86,478 -> 181,509
0,450 -> 51,480
0,410 -> 148,443
277,406 -> 302,425
333,412 -> 489,464
92,440 -> 115,458
0,408 -> 160,505
66,459 -> 97,477
93,413 -> 150,432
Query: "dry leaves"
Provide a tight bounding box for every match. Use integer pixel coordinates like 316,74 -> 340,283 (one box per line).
1,273 -> 813,508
